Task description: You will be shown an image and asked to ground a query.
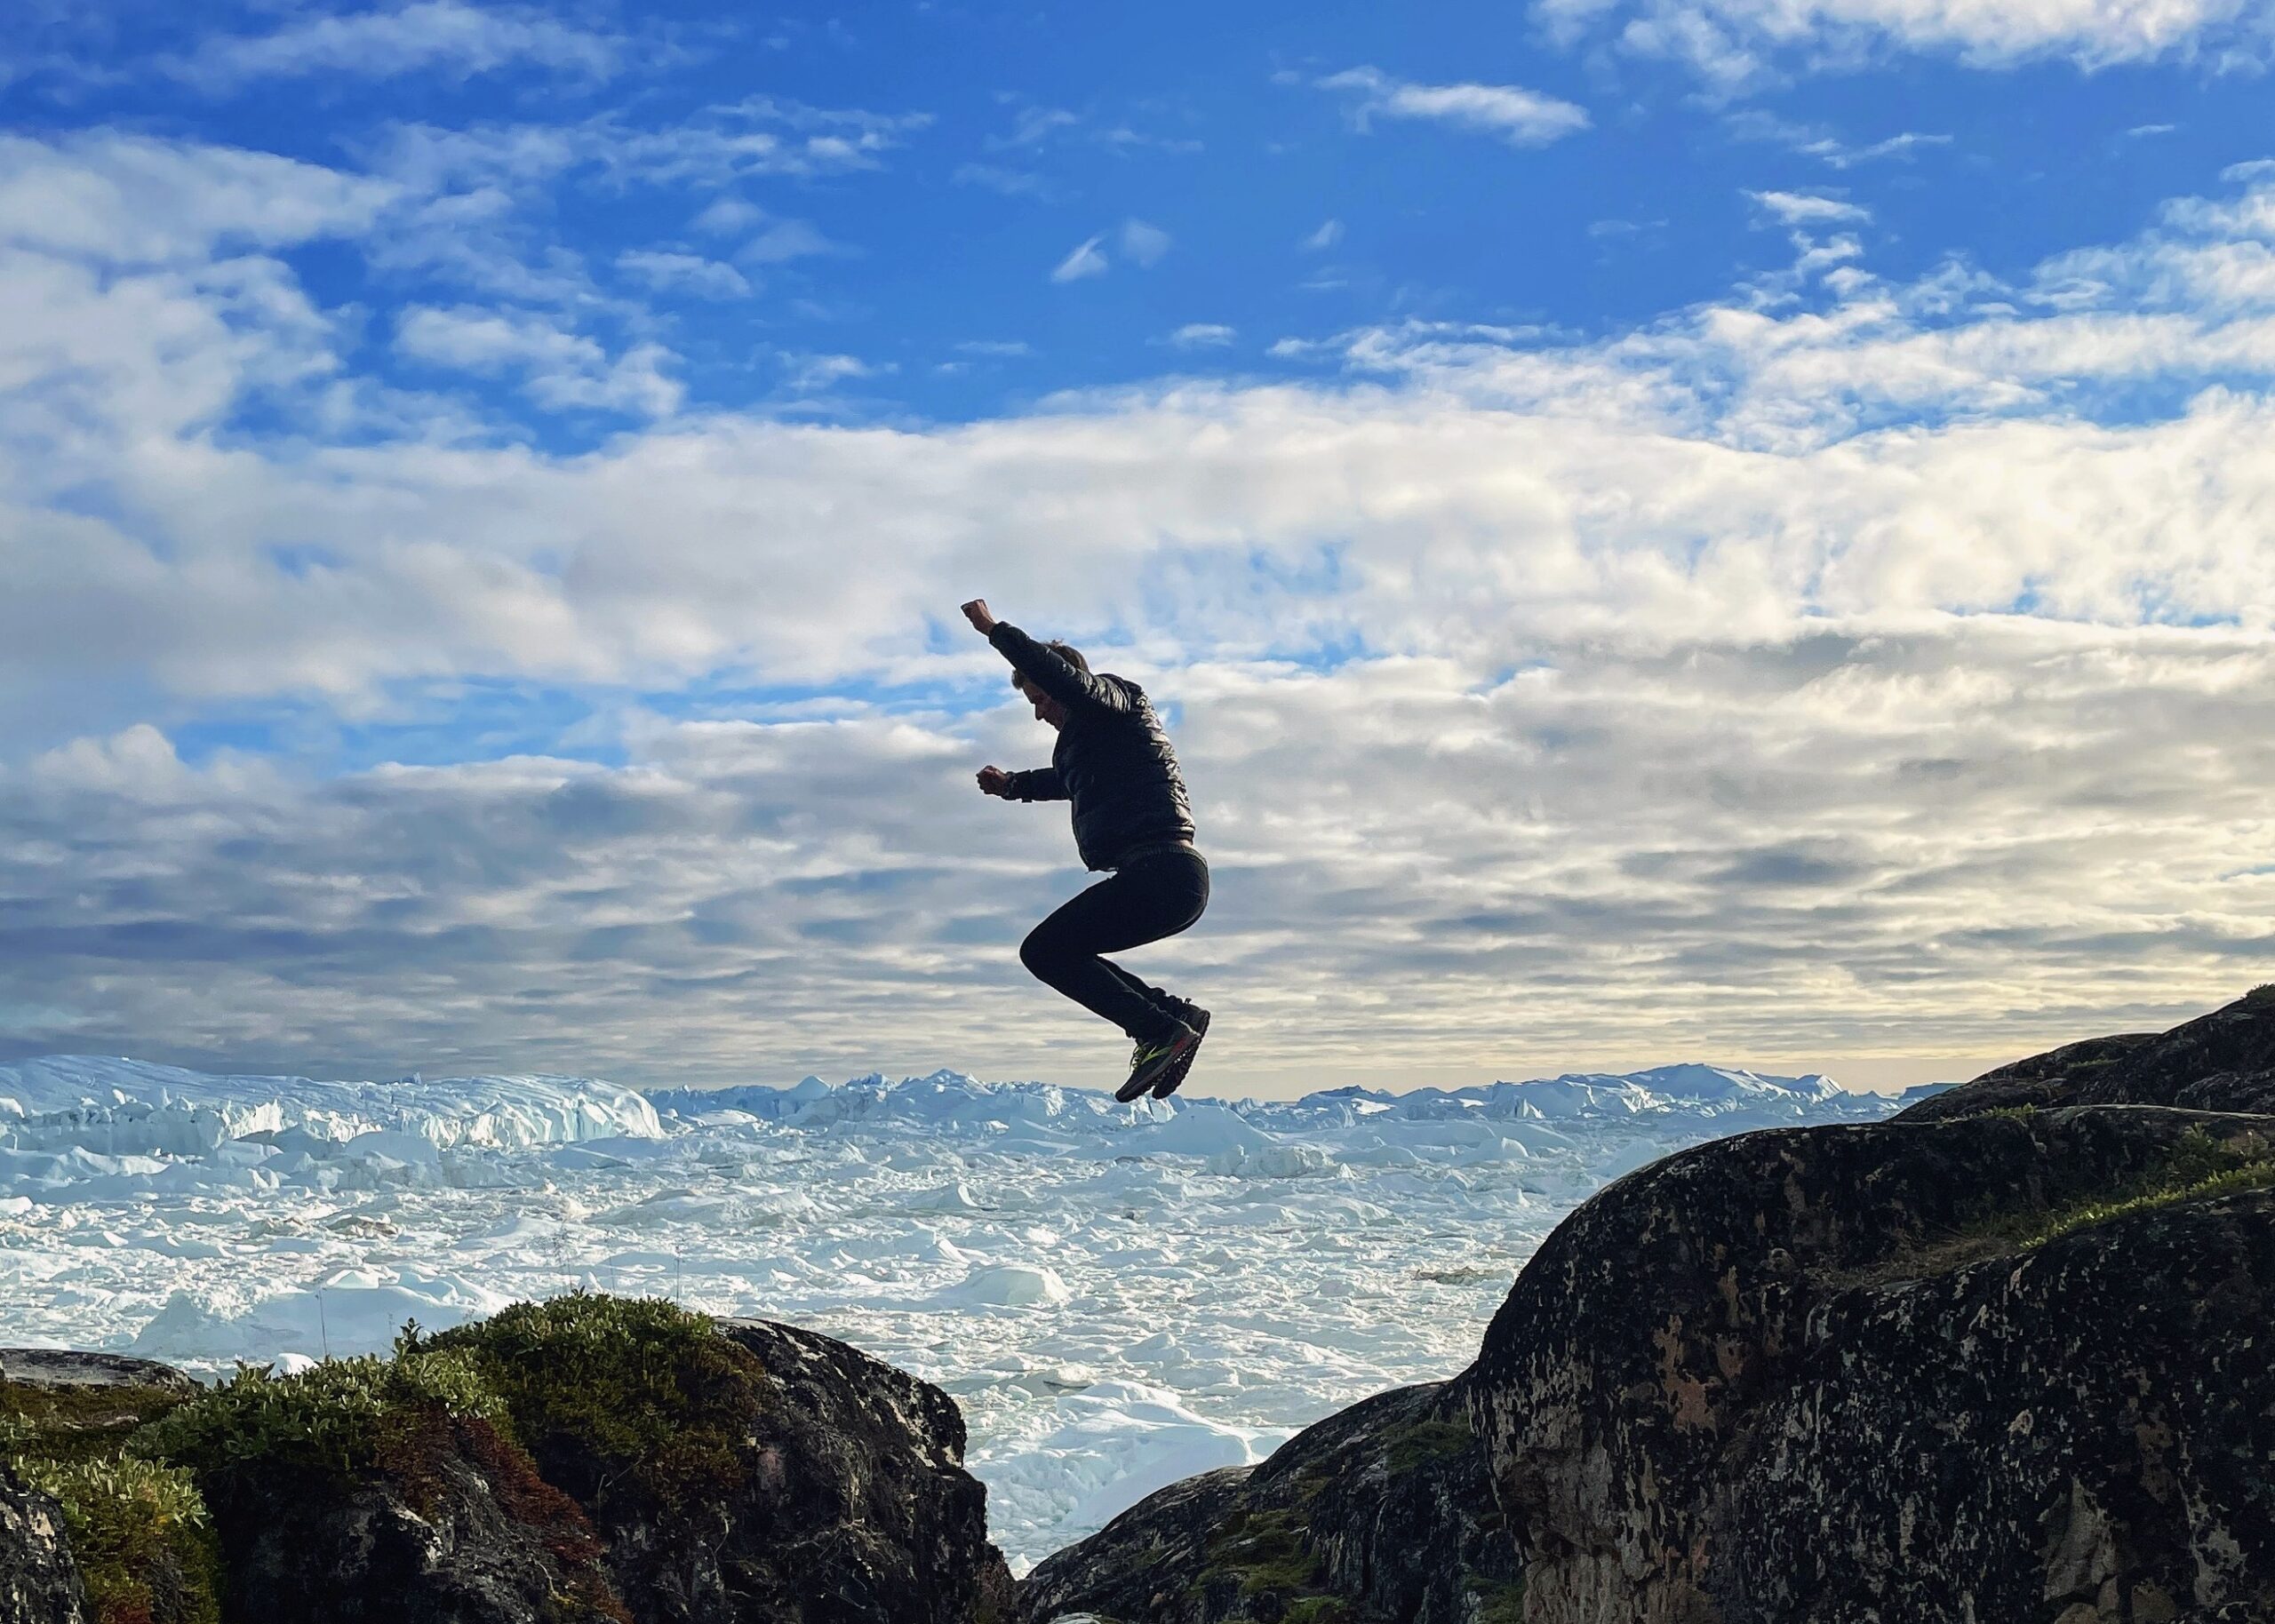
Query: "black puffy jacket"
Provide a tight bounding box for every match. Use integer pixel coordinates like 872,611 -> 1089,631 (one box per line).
988,623 -> 1196,871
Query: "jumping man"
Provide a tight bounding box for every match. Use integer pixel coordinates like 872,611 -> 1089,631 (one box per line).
962,598 -> 1211,1103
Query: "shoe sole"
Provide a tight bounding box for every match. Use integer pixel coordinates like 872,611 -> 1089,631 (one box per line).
1150,1010 -> 1209,1098
1115,1028 -> 1198,1103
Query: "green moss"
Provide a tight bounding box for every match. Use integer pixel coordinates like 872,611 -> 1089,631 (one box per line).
1466,1575 -> 1529,1624
424,1292 -> 770,1514
1980,1104 -> 2040,1121
1872,1124 -> 2275,1280
1282,1599 -> 1355,1623
1197,1507 -> 1324,1599
2243,983 -> 2274,1007
16,1454 -> 222,1624
0,1381 -> 192,1468
2025,1158 -> 2275,1247
1381,1418 -> 1473,1475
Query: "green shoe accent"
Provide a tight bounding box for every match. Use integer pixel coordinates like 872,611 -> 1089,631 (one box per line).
1149,1007 -> 1210,1098
1115,1026 -> 1197,1103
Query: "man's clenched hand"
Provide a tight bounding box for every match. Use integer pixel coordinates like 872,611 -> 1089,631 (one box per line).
977,766 -> 1012,797
961,599 -> 998,634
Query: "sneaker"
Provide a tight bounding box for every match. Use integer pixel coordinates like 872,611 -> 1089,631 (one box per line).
1115,1023 -> 1200,1103
1149,1006 -> 1210,1098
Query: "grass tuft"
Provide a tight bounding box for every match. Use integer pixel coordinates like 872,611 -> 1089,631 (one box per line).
1868,1125 -> 2275,1281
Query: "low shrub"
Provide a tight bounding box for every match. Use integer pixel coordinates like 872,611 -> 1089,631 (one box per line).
423,1291 -> 770,1514
132,1344 -> 506,1489
14,1454 -> 221,1624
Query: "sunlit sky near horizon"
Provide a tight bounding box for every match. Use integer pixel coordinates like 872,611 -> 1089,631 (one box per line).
4,0 -> 2272,1098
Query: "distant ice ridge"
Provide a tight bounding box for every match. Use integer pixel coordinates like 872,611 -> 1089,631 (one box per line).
0,1055 -> 659,1167
0,1052 -> 1936,1568
645,1061 -> 1920,1137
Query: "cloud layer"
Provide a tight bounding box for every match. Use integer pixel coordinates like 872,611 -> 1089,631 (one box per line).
4,127 -> 2274,1091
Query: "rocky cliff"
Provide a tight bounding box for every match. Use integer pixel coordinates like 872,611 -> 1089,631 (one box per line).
1029,987 -> 2275,1624
1017,1379 -> 1519,1624
1,1298 -> 1012,1624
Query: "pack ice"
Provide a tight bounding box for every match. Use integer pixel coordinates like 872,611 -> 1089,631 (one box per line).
0,1053 -> 1929,1568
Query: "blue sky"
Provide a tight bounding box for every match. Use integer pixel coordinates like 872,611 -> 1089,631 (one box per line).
14,0 -> 2267,442
4,0 -> 2274,1095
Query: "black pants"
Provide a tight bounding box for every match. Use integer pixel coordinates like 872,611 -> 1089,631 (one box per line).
1019,847 -> 1209,1042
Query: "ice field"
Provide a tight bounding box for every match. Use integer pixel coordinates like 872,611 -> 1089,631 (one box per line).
0,1055 -> 1924,1568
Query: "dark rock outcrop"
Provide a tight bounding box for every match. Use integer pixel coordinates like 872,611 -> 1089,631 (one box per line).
1025,989 -> 2275,1624
1019,1380 -> 1518,1624
212,1411 -> 627,1624
0,1466 -> 85,1624
586,1318 -> 1014,1624
144,1303 -> 1010,1624
1469,987 -> 2275,1623
1899,984 -> 2275,1120
0,1353 -> 196,1398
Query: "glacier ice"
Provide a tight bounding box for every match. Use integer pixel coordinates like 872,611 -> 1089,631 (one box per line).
0,1053 -> 1926,1569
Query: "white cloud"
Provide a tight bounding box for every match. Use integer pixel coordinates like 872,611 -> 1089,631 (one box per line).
1316,66 -> 1591,147
1167,323 -> 1236,348
988,106 -> 1082,150
954,163 -> 1050,197
164,1 -> 623,91
681,200 -> 841,263
1543,0 -> 2265,86
1048,222 -> 1169,283
1097,125 -> 1206,156
1050,235 -> 1109,282
0,133 -> 397,264
615,249 -> 751,299
1301,219 -> 1345,252
395,306 -> 682,416
1120,218 -> 1173,267
738,218 -> 841,264
690,197 -> 766,235
1813,131 -> 1951,166
778,351 -> 884,393
1748,189 -> 1872,226
1726,113 -> 1954,167
368,98 -> 928,195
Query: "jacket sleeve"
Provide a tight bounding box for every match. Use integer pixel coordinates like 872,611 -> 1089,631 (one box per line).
988,623 -> 1133,717
1005,767 -> 1068,801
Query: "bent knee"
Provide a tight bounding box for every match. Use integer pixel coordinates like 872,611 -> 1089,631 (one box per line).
1018,928 -> 1058,978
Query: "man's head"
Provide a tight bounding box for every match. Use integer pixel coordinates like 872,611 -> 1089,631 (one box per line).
1013,641 -> 1086,729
